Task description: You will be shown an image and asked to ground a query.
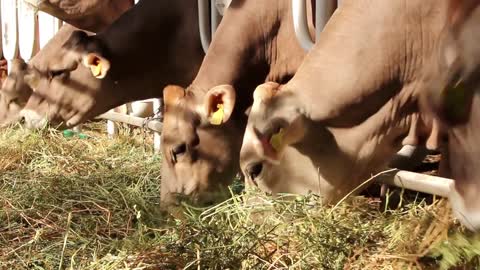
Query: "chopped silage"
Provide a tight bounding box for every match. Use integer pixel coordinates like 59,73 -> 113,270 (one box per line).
0,122 -> 479,269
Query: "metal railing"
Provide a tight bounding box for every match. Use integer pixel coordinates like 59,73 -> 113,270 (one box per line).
291,0 -> 338,51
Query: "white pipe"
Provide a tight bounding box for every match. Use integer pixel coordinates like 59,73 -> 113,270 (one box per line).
198,0 -> 211,54
38,11 -> 61,49
2,0 -> 19,73
18,0 -> 38,62
292,0 -> 337,52
0,3 -> 2,59
292,0 -> 314,51
375,169 -> 453,197
97,111 -> 163,133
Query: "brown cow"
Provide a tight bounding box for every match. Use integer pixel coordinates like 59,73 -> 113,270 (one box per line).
420,0 -> 480,230
5,0 -> 205,128
159,0 -> 316,205
238,0 -> 447,204
24,0 -> 134,32
0,0 -> 133,128
160,0 -> 430,205
0,24 -> 91,128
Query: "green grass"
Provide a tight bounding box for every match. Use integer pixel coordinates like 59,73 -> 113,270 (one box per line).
0,122 -> 479,269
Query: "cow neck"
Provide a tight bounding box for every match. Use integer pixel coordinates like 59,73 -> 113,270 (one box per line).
96,0 -> 196,87
287,0 -> 447,124
190,0 -> 304,117
263,0 -> 311,85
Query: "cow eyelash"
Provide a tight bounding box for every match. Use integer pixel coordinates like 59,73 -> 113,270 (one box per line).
171,143 -> 187,164
48,69 -> 68,80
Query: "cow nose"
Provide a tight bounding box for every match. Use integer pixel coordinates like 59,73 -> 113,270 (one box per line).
245,162 -> 263,180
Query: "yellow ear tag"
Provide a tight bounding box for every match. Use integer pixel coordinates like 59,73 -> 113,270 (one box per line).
209,104 -> 224,125
91,61 -> 102,77
269,128 -> 284,152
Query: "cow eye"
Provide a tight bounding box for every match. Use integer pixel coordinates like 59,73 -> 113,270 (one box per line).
48,69 -> 68,80
170,143 -> 187,163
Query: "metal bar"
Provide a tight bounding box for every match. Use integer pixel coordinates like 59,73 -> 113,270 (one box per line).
292,0 -> 337,51
152,98 -> 162,153
292,0 -> 314,51
210,0 -> 221,39
97,111 -> 163,133
375,169 -> 454,197
198,0 -> 211,54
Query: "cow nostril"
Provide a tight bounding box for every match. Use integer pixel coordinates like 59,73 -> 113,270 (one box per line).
246,162 -> 263,180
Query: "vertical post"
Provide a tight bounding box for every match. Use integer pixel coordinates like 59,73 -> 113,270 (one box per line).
198,0 -> 211,54
18,0 -> 38,62
38,11 -> 61,49
152,98 -> 162,153
107,116 -> 118,138
0,2 -> 3,59
292,0 -> 337,52
106,105 -> 128,138
2,0 -> 19,73
292,0 -> 314,51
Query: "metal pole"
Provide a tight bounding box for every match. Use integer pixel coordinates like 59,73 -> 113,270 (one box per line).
97,111 -> 163,133
375,169 -> 453,197
198,0 -> 211,54
292,0 -> 314,51
292,0 -> 337,51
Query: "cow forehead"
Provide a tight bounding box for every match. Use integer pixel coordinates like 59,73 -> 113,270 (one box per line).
248,92 -> 299,129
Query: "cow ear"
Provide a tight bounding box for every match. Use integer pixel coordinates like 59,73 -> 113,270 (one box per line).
82,53 -> 110,79
253,82 -> 280,104
260,116 -> 306,163
250,82 -> 305,162
163,85 -> 185,111
203,84 -> 236,125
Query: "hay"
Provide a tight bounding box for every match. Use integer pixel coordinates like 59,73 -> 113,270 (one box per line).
0,122 -> 479,269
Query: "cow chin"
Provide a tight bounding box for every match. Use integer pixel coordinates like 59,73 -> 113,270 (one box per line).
449,183 -> 480,231
160,164 -> 232,208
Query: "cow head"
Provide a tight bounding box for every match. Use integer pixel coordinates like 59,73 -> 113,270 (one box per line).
241,82 -> 306,165
18,30 -> 118,128
160,84 -> 242,206
420,0 -> 480,230
240,82 -> 326,193
0,60 -> 35,127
